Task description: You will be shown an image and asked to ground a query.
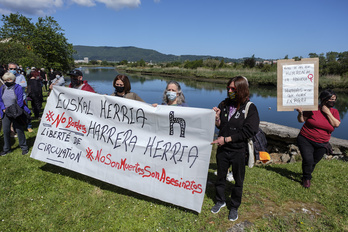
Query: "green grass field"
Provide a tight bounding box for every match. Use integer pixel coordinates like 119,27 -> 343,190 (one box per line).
0,92 -> 347,231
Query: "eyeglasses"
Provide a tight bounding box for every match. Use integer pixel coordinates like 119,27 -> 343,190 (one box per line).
9,68 -> 16,70
226,87 -> 236,92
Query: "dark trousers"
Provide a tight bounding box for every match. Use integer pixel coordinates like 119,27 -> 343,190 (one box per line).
2,114 -> 28,152
30,97 -> 42,118
215,147 -> 246,209
297,134 -> 326,180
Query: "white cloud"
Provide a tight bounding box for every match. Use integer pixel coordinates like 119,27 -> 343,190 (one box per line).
0,0 -> 141,16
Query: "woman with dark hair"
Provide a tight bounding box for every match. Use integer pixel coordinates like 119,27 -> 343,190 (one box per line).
27,70 -> 43,119
111,74 -> 144,102
211,76 -> 259,221
296,89 -> 340,188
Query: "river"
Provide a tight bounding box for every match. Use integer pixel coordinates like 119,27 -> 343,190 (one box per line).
76,67 -> 348,140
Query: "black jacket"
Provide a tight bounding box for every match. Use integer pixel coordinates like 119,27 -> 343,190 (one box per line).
217,98 -> 260,150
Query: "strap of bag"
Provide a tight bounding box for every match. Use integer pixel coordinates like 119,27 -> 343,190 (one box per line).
244,101 -> 255,168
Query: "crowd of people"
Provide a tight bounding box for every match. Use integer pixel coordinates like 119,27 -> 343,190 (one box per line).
0,63 -> 341,222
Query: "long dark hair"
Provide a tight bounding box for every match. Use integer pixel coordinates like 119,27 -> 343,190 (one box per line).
227,76 -> 249,109
319,89 -> 336,104
113,74 -> 131,94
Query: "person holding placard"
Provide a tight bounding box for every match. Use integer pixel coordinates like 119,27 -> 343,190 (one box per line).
211,76 -> 259,221
111,74 -> 144,102
296,89 -> 340,188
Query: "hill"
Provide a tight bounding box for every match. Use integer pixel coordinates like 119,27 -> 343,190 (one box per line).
73,45 -> 243,63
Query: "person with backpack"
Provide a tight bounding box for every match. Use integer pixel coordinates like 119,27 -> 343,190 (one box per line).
296,89 -> 340,188
211,76 -> 259,221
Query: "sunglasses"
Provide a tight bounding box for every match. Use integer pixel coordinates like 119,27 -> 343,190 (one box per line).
226,87 -> 236,91
9,68 -> 16,70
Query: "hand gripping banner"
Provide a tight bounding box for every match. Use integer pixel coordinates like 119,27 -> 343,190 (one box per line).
31,86 -> 215,212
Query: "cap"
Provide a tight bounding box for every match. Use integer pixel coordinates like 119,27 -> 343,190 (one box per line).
31,67 -> 36,70
68,70 -> 83,77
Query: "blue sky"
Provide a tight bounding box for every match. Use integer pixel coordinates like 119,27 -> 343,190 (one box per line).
1,0 -> 347,59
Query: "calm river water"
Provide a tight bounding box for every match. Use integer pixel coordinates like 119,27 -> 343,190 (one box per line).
77,67 -> 348,140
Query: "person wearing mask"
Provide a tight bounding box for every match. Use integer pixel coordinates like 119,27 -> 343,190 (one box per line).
296,89 -> 340,188
160,80 -> 187,106
0,72 -> 30,156
8,62 -> 32,132
27,70 -> 43,119
49,71 -> 65,90
111,74 -> 144,102
211,76 -> 259,221
67,70 -> 95,93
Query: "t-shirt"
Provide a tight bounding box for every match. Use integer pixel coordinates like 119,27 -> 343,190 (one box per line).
300,108 -> 340,143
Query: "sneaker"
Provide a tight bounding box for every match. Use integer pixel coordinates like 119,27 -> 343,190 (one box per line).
211,202 -> 226,214
27,128 -> 33,133
303,179 -> 311,188
22,150 -> 29,155
228,208 -> 238,221
226,172 -> 234,182
0,150 -> 11,156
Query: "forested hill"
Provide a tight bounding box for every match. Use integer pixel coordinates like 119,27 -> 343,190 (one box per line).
73,45 -> 242,63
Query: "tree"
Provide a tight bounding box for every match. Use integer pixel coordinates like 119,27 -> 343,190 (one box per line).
0,13 -> 74,71
243,55 -> 256,68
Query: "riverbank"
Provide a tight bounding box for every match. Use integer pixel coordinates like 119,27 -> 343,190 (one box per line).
116,65 -> 348,91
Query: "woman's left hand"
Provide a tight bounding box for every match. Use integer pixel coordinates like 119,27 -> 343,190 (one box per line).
211,136 -> 225,146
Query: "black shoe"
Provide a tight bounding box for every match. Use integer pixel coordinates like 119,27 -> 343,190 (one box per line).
211,201 -> 226,214
228,208 -> 238,221
0,150 -> 11,156
22,150 -> 29,155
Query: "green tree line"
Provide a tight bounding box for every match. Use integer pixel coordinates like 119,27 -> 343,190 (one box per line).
0,13 -> 74,71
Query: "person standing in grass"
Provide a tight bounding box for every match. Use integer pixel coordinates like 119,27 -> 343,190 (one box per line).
0,72 -> 30,156
211,76 -> 259,221
296,89 -> 340,188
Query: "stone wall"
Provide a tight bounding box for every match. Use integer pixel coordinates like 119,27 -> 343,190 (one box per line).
259,121 -> 348,164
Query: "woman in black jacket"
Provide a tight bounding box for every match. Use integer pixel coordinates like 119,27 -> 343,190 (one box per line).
211,76 -> 260,221
27,70 -> 43,119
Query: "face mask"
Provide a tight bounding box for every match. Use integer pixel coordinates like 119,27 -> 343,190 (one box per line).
9,70 -> 17,75
115,86 -> 125,93
71,78 -> 81,88
228,91 -> 236,100
166,91 -> 177,101
56,75 -> 61,79
5,82 -> 15,87
325,101 -> 335,108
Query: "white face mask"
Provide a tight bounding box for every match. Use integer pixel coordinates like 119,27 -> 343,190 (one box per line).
166,91 -> 177,101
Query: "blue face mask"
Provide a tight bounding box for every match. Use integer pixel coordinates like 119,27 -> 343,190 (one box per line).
9,70 -> 17,75
166,91 -> 177,101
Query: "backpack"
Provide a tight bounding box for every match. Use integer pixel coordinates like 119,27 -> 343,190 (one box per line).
245,102 -> 270,168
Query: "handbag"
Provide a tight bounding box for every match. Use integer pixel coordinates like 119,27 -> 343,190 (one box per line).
244,102 -> 270,168
5,104 -> 24,119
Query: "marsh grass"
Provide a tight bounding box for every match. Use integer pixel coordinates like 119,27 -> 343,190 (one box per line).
122,66 -> 348,90
0,93 -> 347,231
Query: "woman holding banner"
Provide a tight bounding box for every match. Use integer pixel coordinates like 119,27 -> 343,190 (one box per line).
111,74 -> 144,102
211,76 -> 259,221
296,89 -> 340,188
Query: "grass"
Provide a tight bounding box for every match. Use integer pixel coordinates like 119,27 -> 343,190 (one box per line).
120,65 -> 348,90
0,92 -> 347,231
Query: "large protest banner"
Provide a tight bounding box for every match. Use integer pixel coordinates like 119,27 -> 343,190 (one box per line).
277,58 -> 319,111
30,86 -> 215,213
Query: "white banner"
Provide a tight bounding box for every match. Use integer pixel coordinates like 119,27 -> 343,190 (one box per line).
30,86 -> 215,213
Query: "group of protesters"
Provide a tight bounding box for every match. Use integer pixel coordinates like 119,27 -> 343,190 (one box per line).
0,63 -> 341,222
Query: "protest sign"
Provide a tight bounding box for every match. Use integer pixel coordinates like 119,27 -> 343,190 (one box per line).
30,86 -> 215,213
277,58 -> 319,111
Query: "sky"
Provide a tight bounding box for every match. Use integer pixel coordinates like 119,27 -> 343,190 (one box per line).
0,0 -> 348,60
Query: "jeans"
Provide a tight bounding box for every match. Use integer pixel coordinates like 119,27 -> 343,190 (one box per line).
215,146 -> 246,209
297,134 -> 326,180
2,114 -> 28,152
